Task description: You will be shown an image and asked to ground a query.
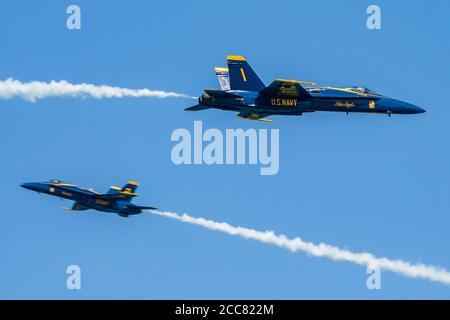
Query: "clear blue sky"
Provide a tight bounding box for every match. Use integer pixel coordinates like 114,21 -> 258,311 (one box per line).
1,0 -> 449,299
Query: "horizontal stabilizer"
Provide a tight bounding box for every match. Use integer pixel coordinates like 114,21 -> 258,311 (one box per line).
132,205 -> 157,211
185,105 -> 212,111
139,206 -> 157,210
204,89 -> 242,98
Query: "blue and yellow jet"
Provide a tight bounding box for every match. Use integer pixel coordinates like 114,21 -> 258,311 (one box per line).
20,180 -> 156,218
186,55 -> 425,122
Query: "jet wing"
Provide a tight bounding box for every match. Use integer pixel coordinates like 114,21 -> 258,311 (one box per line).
123,205 -> 157,211
63,202 -> 89,211
236,111 -> 273,123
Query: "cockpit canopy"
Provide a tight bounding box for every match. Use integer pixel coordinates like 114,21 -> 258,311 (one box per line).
346,86 -> 378,95
48,179 -> 61,184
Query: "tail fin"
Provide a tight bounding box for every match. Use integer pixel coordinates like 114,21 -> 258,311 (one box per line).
227,56 -> 265,92
107,186 -> 122,194
214,67 -> 230,91
107,181 -> 139,198
121,181 -> 139,195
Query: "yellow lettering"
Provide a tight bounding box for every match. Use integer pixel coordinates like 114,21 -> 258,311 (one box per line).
270,98 -> 298,107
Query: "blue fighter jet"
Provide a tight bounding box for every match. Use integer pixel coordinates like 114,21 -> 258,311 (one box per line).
186,55 -> 425,122
21,180 -> 156,218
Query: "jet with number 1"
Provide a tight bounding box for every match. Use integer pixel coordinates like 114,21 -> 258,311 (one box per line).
21,180 -> 156,218
185,55 -> 425,122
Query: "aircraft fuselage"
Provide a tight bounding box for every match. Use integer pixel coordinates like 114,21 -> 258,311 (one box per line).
21,181 -> 146,215
198,88 -> 425,116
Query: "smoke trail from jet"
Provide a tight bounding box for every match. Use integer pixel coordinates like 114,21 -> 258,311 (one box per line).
150,209 -> 450,286
0,78 -> 193,102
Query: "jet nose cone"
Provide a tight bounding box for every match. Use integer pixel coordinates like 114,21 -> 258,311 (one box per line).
20,183 -> 32,190
404,102 -> 426,114
20,182 -> 41,192
413,105 -> 426,114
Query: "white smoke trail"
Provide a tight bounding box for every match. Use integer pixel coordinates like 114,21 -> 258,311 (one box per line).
0,78 -> 193,102
150,209 -> 450,286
